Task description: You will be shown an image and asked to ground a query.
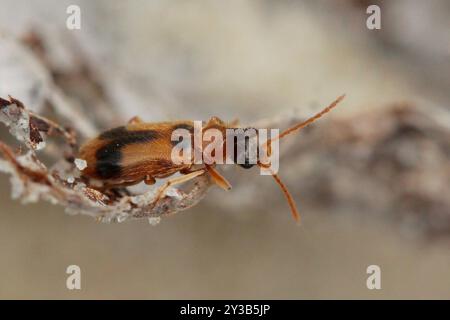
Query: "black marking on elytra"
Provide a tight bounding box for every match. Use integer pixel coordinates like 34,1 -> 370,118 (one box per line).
96,161 -> 122,179
95,143 -> 123,179
95,128 -> 160,179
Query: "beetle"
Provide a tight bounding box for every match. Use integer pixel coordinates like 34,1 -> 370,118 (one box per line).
78,95 -> 345,222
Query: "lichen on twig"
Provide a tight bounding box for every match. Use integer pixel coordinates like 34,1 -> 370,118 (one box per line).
0,96 -> 211,224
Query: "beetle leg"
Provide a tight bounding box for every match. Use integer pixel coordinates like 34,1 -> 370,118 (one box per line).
127,116 -> 144,125
180,164 -> 203,175
180,168 -> 193,174
144,175 -> 156,185
205,165 -> 232,191
150,169 -> 206,206
180,165 -> 231,191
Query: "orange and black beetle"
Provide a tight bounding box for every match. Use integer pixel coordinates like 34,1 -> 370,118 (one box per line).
79,95 -> 345,222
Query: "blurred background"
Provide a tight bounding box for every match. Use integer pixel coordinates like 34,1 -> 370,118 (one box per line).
0,0 -> 450,299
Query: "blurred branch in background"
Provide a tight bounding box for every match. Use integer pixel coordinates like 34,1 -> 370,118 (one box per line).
273,102 -> 450,239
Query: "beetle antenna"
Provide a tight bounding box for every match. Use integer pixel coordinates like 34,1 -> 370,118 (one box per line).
255,95 -> 344,223
270,94 -> 345,144
258,163 -> 300,223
